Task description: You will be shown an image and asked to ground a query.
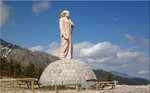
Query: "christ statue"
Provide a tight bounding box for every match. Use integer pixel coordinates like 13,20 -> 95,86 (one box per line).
59,10 -> 74,59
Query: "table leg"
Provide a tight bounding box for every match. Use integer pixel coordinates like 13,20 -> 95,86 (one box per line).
32,81 -> 34,93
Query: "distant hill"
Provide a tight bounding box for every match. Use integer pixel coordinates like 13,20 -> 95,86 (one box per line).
0,39 -> 149,85
94,69 -> 150,85
0,39 -> 59,68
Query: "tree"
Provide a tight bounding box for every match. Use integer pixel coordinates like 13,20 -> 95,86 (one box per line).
0,57 -> 7,76
14,60 -> 22,77
23,62 -> 35,78
8,58 -> 14,76
0,57 -> 7,71
98,78 -> 105,82
34,66 -> 44,79
0,57 -> 10,76
0,57 -> 43,78
105,73 -> 113,81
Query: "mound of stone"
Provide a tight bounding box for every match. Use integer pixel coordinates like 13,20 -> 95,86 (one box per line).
39,59 -> 96,87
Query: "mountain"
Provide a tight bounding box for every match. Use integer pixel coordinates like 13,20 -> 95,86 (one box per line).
109,71 -> 133,78
94,69 -> 150,85
0,39 -> 59,68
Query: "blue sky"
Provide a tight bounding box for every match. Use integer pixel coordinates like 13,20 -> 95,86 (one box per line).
1,1 -> 149,79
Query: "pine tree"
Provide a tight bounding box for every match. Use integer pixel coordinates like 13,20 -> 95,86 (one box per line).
8,58 -> 15,76
0,57 -> 7,71
1,57 -> 10,76
23,62 -> 35,78
14,60 -> 22,77
105,73 -> 113,81
34,66 -> 43,79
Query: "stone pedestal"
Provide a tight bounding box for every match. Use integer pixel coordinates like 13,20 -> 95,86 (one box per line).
39,59 -> 97,87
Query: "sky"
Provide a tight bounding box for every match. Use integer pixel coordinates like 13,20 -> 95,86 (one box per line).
0,1 -> 149,79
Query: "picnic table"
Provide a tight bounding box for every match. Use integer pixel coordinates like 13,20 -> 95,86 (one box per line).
96,81 -> 117,90
16,78 -> 41,93
16,78 -> 41,88
0,78 -> 38,93
86,79 -> 97,90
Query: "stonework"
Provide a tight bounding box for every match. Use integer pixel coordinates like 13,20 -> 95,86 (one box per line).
39,59 -> 96,87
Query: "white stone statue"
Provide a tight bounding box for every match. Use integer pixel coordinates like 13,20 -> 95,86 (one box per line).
39,10 -> 97,88
59,10 -> 74,59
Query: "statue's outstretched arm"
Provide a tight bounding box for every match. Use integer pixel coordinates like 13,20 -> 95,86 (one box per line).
71,21 -> 74,30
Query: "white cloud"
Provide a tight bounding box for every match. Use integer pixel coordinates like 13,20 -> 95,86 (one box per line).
41,41 -> 148,65
79,42 -> 119,58
29,41 -> 149,78
73,41 -> 148,64
46,42 -> 59,56
29,45 -> 44,51
117,51 -> 148,63
0,1 -> 11,27
48,42 -> 59,49
32,1 -> 50,14
73,42 -> 120,64
125,46 -> 139,51
138,70 -> 149,74
124,34 -> 135,43
141,38 -> 149,48
84,56 -> 114,63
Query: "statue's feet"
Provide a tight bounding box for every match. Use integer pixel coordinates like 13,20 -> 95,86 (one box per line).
59,57 -> 73,60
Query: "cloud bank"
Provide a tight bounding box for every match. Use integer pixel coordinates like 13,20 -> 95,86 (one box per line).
29,41 -> 148,67
29,41 -> 149,78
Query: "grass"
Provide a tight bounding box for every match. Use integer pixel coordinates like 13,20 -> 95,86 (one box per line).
38,86 -> 76,90
37,85 -> 86,90
18,86 -> 77,90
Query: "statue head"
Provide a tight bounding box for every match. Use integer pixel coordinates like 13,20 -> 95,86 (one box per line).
61,10 -> 70,18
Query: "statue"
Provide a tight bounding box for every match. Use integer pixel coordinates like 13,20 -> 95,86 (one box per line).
59,10 -> 74,59
39,10 -> 97,87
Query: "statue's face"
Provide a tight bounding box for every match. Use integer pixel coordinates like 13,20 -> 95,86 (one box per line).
66,12 -> 69,17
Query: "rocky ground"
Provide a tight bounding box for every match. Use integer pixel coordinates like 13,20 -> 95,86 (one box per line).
0,80 -> 149,93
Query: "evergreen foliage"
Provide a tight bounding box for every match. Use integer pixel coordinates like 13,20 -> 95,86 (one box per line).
0,57 -> 44,79
105,73 -> 113,81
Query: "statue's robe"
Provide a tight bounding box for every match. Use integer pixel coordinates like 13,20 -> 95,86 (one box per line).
59,17 -> 74,59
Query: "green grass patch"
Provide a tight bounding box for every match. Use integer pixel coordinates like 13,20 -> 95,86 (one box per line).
17,85 -> 85,91
38,86 -> 76,90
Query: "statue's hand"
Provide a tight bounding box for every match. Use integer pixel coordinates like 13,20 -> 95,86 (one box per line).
62,34 -> 68,40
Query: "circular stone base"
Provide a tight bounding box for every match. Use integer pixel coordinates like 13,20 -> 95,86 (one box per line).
39,59 -> 97,87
